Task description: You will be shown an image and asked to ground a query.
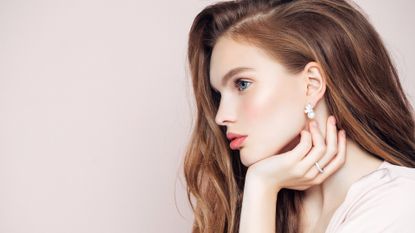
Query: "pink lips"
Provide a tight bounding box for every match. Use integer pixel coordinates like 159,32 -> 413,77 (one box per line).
226,133 -> 247,150
229,136 -> 247,150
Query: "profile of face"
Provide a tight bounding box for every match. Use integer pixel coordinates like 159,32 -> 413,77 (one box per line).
209,36 -> 325,167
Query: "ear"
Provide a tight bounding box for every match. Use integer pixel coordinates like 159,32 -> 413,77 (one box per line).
303,61 -> 326,106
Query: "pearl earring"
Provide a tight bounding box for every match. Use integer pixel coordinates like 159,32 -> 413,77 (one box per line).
304,103 -> 315,119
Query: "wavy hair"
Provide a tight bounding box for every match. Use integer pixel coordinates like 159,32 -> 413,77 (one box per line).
183,0 -> 415,232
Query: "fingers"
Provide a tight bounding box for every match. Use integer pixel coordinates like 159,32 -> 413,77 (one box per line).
299,120 -> 327,169
290,130 -> 312,160
315,129 -> 346,180
290,120 -> 325,161
302,116 -> 347,186
310,115 -> 339,171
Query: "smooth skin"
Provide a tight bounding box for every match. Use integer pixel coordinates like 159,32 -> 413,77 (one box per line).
239,117 -> 345,233
209,36 -> 384,233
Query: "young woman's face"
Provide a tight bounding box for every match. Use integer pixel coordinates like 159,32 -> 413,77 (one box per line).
209,36 -> 308,167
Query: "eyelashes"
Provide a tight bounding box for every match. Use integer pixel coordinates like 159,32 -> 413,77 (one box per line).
211,78 -> 252,94
234,78 -> 252,92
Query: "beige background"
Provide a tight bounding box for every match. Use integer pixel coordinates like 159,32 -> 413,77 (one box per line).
0,0 -> 413,233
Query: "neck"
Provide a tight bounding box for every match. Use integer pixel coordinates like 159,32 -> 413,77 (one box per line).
304,137 -> 384,214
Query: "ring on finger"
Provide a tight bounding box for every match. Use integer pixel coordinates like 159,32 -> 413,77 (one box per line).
314,161 -> 325,173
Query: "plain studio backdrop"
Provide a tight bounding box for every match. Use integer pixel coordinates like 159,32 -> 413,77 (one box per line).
0,0 -> 413,232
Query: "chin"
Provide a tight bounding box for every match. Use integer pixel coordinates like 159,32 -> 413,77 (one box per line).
240,158 -> 253,167
239,147 -> 266,167
238,148 -> 252,167
239,134 -> 302,167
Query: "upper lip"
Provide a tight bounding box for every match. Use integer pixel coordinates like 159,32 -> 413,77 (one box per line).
226,132 -> 247,141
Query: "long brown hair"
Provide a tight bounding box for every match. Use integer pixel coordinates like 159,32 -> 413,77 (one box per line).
183,0 -> 415,232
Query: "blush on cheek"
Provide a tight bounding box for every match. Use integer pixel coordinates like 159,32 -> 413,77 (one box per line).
242,97 -> 262,122
245,104 -> 260,121
244,92 -> 273,122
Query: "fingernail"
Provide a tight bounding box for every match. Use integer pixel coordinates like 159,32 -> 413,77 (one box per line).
340,130 -> 346,137
311,121 -> 318,128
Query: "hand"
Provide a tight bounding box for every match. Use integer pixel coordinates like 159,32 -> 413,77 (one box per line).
245,115 -> 347,193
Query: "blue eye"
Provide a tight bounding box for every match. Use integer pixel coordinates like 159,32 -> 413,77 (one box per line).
235,78 -> 251,92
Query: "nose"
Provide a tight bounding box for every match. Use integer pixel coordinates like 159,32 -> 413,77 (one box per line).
215,100 -> 236,126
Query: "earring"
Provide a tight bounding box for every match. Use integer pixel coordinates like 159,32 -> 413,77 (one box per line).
304,103 -> 315,119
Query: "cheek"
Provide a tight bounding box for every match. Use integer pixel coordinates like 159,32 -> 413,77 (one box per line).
243,89 -> 272,121
243,85 -> 305,156
244,87 -> 291,124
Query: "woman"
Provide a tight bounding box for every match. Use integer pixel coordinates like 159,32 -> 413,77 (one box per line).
183,0 -> 415,232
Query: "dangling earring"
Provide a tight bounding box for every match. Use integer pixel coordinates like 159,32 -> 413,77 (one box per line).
304,103 -> 315,119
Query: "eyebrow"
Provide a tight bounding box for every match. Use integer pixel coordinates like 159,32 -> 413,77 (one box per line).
210,67 -> 254,92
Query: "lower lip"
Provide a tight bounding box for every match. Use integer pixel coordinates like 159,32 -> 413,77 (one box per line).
230,136 -> 247,150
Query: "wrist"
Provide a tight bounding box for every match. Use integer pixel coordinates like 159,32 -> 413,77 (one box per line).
245,171 -> 281,195
240,172 -> 279,233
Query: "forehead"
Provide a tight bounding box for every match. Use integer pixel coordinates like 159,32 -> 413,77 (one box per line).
210,37 -> 258,78
209,36 -> 284,87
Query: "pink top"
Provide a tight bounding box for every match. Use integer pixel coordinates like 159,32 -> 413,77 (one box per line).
325,160 -> 415,233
